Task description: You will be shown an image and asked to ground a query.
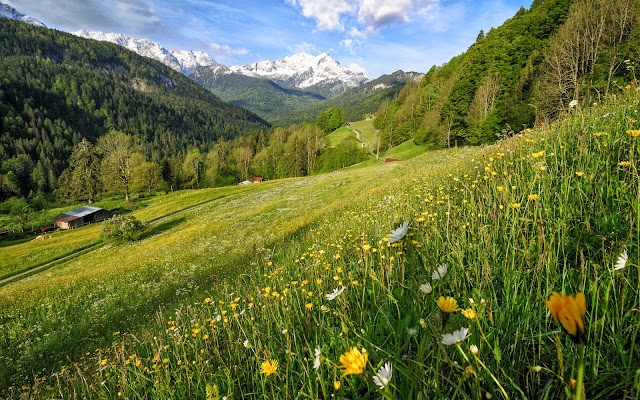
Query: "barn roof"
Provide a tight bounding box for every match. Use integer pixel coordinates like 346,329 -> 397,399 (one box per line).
54,206 -> 104,222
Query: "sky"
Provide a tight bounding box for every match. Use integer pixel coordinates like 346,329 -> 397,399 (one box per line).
8,0 -> 532,78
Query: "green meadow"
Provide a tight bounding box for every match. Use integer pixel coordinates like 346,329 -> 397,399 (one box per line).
1,92 -> 639,399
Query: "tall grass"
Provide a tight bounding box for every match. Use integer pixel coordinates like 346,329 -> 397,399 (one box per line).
3,92 -> 640,399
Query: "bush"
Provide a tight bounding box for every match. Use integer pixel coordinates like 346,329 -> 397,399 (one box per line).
101,214 -> 145,242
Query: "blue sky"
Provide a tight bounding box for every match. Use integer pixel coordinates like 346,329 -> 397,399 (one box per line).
9,0 -> 532,78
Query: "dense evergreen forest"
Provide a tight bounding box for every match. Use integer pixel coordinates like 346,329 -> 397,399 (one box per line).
0,20 -> 268,206
373,0 -> 640,148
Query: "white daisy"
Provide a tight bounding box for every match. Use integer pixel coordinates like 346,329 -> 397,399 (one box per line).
614,249 -> 628,271
442,327 -> 469,346
419,282 -> 432,294
569,99 -> 578,108
373,362 -> 392,389
313,347 -> 321,370
326,286 -> 346,301
388,221 -> 410,244
243,340 -> 251,349
432,264 -> 448,280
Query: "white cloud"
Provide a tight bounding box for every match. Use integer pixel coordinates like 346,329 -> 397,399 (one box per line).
288,41 -> 319,54
209,42 -> 249,57
347,62 -> 367,75
286,0 -> 440,33
340,38 -> 353,48
286,0 -> 355,30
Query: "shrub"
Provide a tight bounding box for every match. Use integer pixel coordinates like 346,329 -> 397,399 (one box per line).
101,214 -> 145,242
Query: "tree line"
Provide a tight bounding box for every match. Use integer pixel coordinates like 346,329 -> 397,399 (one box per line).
373,0 -> 639,148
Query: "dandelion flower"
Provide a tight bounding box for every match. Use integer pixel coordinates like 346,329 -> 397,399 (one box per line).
419,283 -> 432,294
528,194 -> 539,201
313,347 -> 321,370
619,161 -> 632,167
333,380 -> 341,390
305,303 -> 313,310
388,221 -> 410,244
339,347 -> 368,377
442,327 -> 469,346
260,359 -> 278,376
546,292 -> 586,343
614,249 -> 628,271
511,203 -> 521,209
461,308 -> 477,320
326,286 -> 346,301
432,264 -> 448,280
627,129 -> 640,138
436,296 -> 460,313
373,362 -> 393,389
575,171 -> 584,177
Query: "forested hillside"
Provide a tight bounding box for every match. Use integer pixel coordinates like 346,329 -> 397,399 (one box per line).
0,20 -> 268,203
373,0 -> 639,148
272,71 -> 422,127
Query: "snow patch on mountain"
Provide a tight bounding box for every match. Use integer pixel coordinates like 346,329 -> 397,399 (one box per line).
0,2 -> 46,27
73,30 -> 217,75
228,52 -> 368,90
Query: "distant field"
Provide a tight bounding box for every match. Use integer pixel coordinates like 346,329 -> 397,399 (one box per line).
325,125 -> 355,146
350,120 -> 377,145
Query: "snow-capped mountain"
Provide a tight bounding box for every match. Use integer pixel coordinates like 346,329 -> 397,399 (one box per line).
73,30 -> 217,75
229,52 -> 368,91
0,2 -> 46,27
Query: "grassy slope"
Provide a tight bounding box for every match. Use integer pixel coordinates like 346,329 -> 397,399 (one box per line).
2,93 -> 640,398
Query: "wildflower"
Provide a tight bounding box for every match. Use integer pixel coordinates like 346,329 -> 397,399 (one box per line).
260,359 -> 278,376
461,308 -> 477,320
243,340 -> 251,348
593,132 -> 603,137
388,221 -> 410,244
333,380 -> 341,390
528,194 -> 539,201
313,347 -> 321,370
614,249 -> 628,271
407,327 -> 418,336
373,362 -> 393,389
575,171 -> 584,177
432,264 -> 448,280
627,129 -> 640,138
619,161 -> 632,167
326,286 -> 346,301
496,186 -> 504,192
569,99 -> 578,108
442,327 -> 469,346
436,296 -> 460,313
362,244 -> 371,251
339,347 -> 368,377
470,345 -> 479,355
511,203 -> 521,209
419,282 -> 433,294
305,303 -> 313,310
545,292 -> 586,343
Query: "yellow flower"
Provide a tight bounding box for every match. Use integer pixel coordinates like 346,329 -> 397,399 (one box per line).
528,194 -> 539,201
496,186 -> 504,192
531,151 -> 545,159
333,380 -> 341,390
619,161 -> 632,167
338,347 -> 368,377
511,203 -> 521,209
436,296 -> 461,313
362,244 -> 371,251
546,292 -> 586,343
626,129 -> 640,138
260,359 -> 279,376
305,303 -> 313,310
592,132 -> 603,137
461,308 -> 477,320
575,171 -> 584,177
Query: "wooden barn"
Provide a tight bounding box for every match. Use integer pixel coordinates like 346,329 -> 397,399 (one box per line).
53,206 -> 109,230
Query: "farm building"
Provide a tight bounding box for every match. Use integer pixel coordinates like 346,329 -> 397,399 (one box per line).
53,206 -> 109,230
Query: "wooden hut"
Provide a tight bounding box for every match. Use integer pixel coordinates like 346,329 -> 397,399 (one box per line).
53,206 -> 109,230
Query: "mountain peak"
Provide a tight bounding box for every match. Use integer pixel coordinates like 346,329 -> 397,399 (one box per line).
228,52 -> 368,93
0,2 -> 46,27
72,30 -> 217,75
